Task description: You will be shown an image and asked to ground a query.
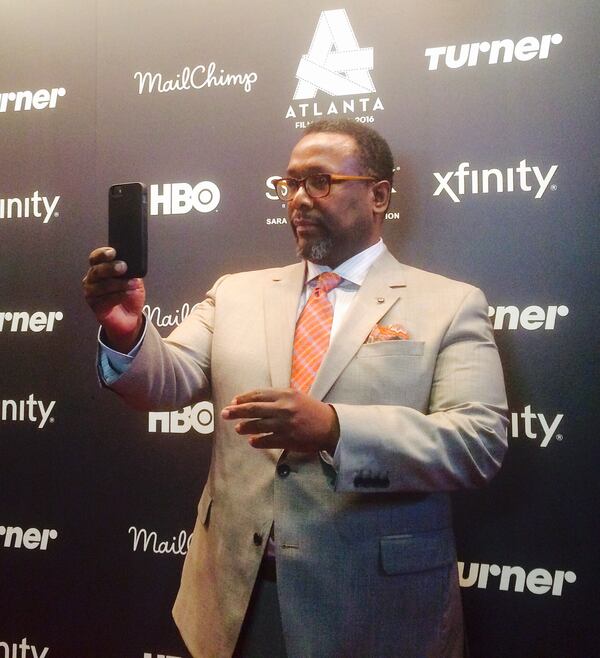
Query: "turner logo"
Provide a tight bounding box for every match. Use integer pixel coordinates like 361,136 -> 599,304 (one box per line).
0,86 -> 66,113
0,638 -> 49,657
129,526 -> 192,555
286,9 -> 384,127
426,33 -> 563,70
0,526 -> 58,551
150,182 -> 220,215
433,160 -> 558,203
0,311 -> 63,333
488,305 -> 569,331
510,406 -> 564,448
458,561 -> 576,596
148,402 -> 214,434
1,395 -> 56,429
0,192 -> 60,224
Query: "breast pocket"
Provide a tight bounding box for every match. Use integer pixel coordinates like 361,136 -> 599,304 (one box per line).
356,340 -> 425,358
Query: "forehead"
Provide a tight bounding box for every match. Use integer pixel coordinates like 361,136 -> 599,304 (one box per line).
286,132 -> 360,175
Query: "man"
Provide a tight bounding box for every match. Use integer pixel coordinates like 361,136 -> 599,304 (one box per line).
83,119 -> 508,658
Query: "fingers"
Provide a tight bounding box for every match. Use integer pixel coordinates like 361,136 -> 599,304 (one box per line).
231,389 -> 284,405
89,246 -> 116,266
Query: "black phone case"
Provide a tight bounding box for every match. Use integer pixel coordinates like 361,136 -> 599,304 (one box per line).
108,182 -> 148,278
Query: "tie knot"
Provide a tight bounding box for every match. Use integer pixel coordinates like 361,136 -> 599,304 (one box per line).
315,272 -> 342,293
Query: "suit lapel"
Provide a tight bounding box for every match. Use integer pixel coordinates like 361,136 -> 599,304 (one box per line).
263,261 -> 305,388
310,250 -> 407,401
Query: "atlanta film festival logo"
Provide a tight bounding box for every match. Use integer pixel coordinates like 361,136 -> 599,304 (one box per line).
286,8 -> 384,127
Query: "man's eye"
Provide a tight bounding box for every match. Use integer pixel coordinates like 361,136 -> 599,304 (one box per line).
311,175 -> 329,189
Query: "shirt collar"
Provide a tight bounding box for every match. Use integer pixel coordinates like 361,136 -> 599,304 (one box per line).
305,239 -> 386,287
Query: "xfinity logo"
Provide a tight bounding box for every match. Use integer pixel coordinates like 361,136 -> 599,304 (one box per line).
287,9 -> 383,126
148,401 -> 214,434
426,33 -> 563,71
1,395 -> 56,429
0,638 -> 49,658
0,192 -> 60,224
0,86 -> 65,113
0,526 -> 58,551
129,526 -> 192,556
0,311 -> 63,333
433,160 -> 558,203
511,406 -> 564,448
488,305 -> 568,331
459,561 -> 576,596
150,182 -> 220,215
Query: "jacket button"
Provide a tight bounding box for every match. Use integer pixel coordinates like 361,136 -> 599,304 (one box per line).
277,463 -> 291,478
253,532 -> 263,546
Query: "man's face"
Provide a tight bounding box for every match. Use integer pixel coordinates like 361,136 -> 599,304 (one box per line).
285,132 -> 382,268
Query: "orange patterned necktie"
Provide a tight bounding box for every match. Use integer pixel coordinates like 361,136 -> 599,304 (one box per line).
290,272 -> 343,394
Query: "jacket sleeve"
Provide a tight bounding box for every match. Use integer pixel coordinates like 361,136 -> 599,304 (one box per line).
108,276 -> 228,411
332,286 -> 508,492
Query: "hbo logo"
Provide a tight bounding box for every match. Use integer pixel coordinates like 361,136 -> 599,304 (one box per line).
148,401 -> 214,434
150,181 -> 220,215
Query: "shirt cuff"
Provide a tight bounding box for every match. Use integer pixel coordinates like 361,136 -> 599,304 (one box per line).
97,316 -> 147,384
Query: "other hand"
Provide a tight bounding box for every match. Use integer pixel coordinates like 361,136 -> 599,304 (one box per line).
221,388 -> 340,453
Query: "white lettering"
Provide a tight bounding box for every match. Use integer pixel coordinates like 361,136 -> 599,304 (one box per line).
0,311 -> 63,333
1,395 -> 56,429
458,562 -> 576,595
148,402 -> 214,434
0,525 -> 58,550
150,182 -> 220,215
129,526 -> 193,555
488,304 -> 568,330
0,86 -> 65,112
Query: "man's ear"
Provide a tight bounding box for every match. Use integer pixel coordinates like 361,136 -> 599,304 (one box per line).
371,180 -> 391,214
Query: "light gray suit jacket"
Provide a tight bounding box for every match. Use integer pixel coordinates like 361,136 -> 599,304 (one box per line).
110,248 -> 508,658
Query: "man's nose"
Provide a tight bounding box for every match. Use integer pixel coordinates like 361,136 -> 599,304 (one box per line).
291,181 -> 313,209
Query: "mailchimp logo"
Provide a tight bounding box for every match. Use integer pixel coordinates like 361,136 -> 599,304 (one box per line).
488,305 -> 569,331
148,401 -> 214,434
433,160 -> 558,203
150,182 -> 220,216
286,9 -> 384,127
0,311 -> 63,333
0,525 -> 58,551
0,638 -> 49,658
425,33 -> 563,71
510,405 -> 564,448
0,86 -> 66,113
458,561 -> 576,596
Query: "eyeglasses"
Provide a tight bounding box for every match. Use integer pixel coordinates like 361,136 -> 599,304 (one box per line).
274,173 -> 378,202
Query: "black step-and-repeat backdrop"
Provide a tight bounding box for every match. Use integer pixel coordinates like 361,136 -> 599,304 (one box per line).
1,1 -> 599,656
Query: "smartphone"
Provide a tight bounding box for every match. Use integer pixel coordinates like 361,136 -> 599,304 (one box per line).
108,182 -> 148,278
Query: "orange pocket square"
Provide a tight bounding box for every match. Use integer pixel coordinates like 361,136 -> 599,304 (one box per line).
365,323 -> 409,343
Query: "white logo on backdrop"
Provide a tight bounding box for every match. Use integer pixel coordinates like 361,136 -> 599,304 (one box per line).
458,561 -> 576,596
143,653 -> 182,658
129,526 -> 192,556
0,87 -> 65,113
150,182 -> 220,215
510,406 -> 564,448
294,9 -> 374,99
0,311 -> 63,333
0,638 -> 49,658
148,402 -> 214,435
488,305 -> 569,331
0,525 -> 58,551
1,395 -> 56,429
143,303 -> 200,329
425,33 -> 563,70
286,9 -> 383,125
0,192 -> 60,224
134,64 -> 257,95
433,160 -> 558,203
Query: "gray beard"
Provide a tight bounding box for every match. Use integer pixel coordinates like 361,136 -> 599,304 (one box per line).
297,237 -> 334,264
